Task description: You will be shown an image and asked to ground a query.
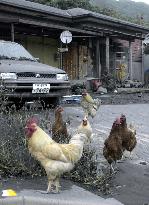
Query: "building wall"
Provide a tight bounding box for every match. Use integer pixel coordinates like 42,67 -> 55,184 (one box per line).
16,35 -> 94,80
115,39 -> 142,81
132,62 -> 142,81
143,54 -> 149,84
16,35 -> 59,68
63,43 -> 79,80
144,54 -> 149,72
117,39 -> 142,62
63,41 -> 94,80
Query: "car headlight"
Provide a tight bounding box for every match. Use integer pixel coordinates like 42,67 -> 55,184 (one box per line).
56,74 -> 68,81
0,73 -> 17,80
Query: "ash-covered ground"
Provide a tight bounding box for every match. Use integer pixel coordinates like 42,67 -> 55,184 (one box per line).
62,93 -> 149,205
95,92 -> 149,105
1,92 -> 149,205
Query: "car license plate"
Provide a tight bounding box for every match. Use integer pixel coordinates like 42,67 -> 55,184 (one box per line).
32,84 -> 50,93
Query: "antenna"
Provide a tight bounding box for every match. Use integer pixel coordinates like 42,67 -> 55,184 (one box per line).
60,30 -> 72,44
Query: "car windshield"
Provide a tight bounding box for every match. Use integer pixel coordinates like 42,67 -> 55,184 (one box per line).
0,41 -> 36,61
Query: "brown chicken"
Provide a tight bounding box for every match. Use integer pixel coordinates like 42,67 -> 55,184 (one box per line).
103,118 -> 123,173
25,116 -> 92,193
120,114 -> 137,154
52,106 -> 70,143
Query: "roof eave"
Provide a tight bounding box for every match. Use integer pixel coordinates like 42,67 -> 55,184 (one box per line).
73,14 -> 149,34
0,0 -> 72,20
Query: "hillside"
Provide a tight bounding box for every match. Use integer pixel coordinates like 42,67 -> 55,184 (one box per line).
92,0 -> 149,22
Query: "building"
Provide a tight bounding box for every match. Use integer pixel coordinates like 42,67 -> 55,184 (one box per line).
0,0 -> 149,83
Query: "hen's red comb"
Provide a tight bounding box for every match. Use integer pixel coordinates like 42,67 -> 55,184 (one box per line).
120,114 -> 126,119
115,117 -> 121,124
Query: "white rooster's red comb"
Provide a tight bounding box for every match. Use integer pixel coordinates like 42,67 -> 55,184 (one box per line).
26,116 -> 39,126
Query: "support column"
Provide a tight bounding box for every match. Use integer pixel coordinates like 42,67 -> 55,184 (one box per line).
11,23 -> 14,42
59,41 -> 63,69
128,41 -> 133,80
96,38 -> 101,78
105,36 -> 110,72
141,41 -> 144,83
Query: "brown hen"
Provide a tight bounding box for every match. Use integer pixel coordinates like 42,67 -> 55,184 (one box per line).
120,114 -> 137,154
52,106 -> 70,143
103,118 -> 123,173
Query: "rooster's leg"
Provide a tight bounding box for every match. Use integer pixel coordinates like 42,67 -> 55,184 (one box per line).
47,181 -> 52,193
37,181 -> 52,195
54,177 -> 61,193
35,180 -> 52,194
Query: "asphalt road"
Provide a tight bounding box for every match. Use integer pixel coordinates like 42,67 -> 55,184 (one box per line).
63,104 -> 149,162
62,103 -> 149,205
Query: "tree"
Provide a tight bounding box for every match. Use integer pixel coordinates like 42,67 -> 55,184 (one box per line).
28,0 -> 149,27
53,0 -> 93,10
29,0 -> 93,10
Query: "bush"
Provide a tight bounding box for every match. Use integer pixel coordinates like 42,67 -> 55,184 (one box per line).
0,112 -> 98,180
0,110 -> 44,177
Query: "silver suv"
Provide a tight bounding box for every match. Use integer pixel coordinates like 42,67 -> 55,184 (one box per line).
0,40 -> 70,108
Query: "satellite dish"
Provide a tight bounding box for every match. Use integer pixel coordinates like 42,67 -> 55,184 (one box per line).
60,30 -> 72,44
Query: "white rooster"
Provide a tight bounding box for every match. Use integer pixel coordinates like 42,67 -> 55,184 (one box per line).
25,116 -> 92,193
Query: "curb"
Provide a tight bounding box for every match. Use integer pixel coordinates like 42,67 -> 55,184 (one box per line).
0,196 -> 123,205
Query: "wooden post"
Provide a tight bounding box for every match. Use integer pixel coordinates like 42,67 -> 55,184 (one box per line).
128,41 -> 133,80
60,41 -> 63,69
141,40 -> 144,83
11,23 -> 14,42
77,42 -> 80,79
96,38 -> 101,78
105,36 -> 110,72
